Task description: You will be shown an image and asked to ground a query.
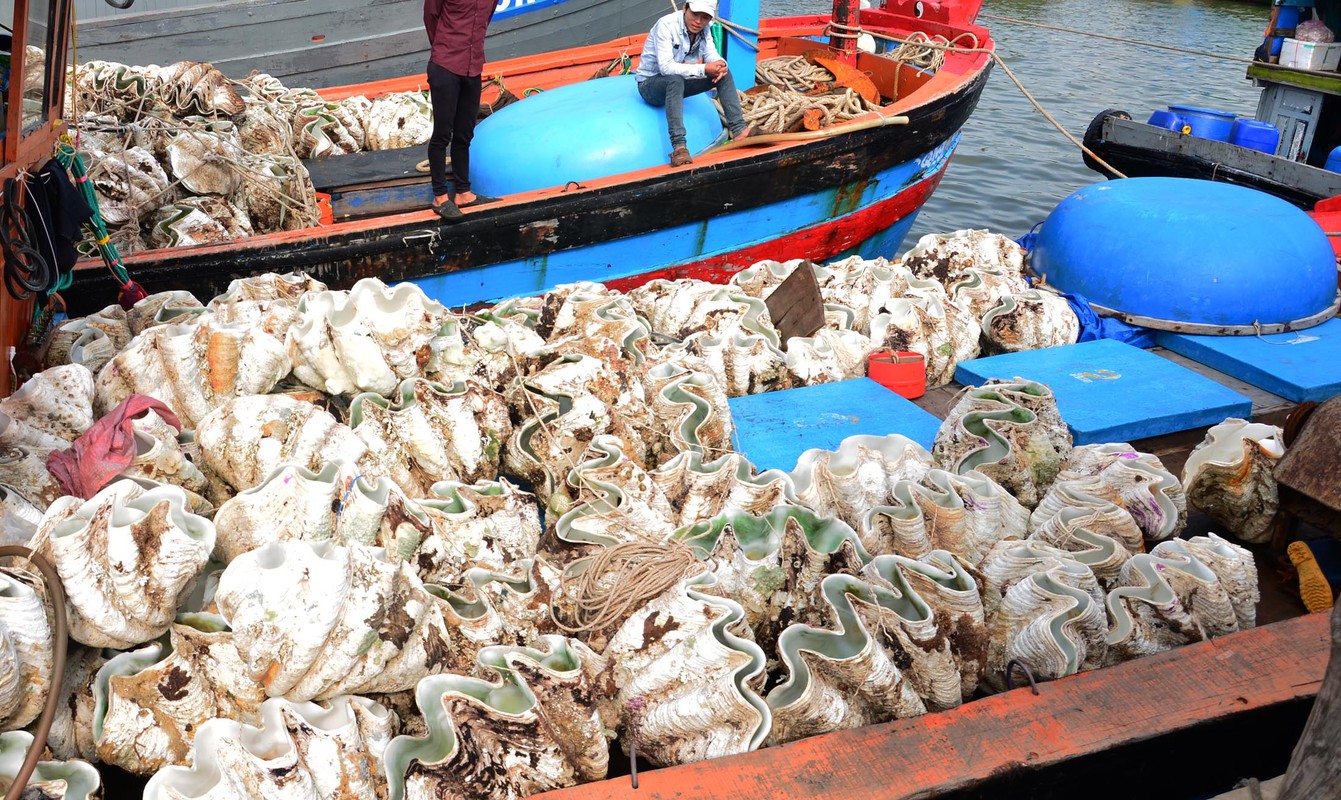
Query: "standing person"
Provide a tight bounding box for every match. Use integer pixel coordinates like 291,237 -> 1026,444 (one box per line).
424,0 -> 503,222
635,0 -> 757,168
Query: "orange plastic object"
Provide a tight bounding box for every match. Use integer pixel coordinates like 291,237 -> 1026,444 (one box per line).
315,192 -> 334,226
867,349 -> 925,399
804,49 -> 879,105
803,108 -> 824,131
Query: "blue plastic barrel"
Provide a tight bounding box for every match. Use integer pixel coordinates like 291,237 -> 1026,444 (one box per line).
1167,105 -> 1237,141
1272,5 -> 1303,55
1147,110 -> 1188,132
1030,178 -> 1337,329
1229,119 -> 1281,154
1326,146 -> 1341,173
470,75 -> 725,197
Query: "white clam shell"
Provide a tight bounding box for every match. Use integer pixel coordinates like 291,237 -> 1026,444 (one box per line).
1182,532 -> 1259,631
350,378 -> 512,496
143,695 -> 395,800
863,467 -> 1030,565
287,278 -> 452,397
195,394 -> 368,497
384,636 -> 609,800
984,559 -> 1107,690
790,433 -> 934,530
605,573 -> 769,767
93,615 -> 267,774
216,541 -> 456,701
37,480 -> 215,648
363,91 -> 434,150
1035,443 -> 1187,543
0,730 -> 101,799
783,327 -> 872,385
0,568 -> 54,730
981,290 -> 1080,353
44,646 -> 106,761
650,449 -> 798,528
0,364 -> 95,451
1182,419 -> 1284,544
933,379 -> 1072,508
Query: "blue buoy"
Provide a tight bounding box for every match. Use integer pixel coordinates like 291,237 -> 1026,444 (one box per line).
1326,145 -> 1341,174
1031,178 -> 1338,331
1166,105 -> 1236,141
469,75 -> 725,197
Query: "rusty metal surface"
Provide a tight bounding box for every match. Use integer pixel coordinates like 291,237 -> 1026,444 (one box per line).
1277,395 -> 1341,514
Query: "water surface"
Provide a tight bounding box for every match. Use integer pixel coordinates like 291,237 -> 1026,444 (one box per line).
763,0 -> 1271,249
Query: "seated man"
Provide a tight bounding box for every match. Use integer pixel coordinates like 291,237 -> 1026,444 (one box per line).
635,0 -> 756,167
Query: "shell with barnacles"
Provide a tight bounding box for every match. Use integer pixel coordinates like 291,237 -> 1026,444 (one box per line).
94,318 -> 289,429
157,61 -> 246,116
238,97 -> 296,156
383,636 -> 609,800
293,101 -> 364,158
1033,443 -> 1186,544
194,394 -> 368,497
149,195 -> 255,249
439,558 -> 564,675
642,358 -> 735,463
215,540 -> 458,701
350,378 -> 512,496
241,153 -> 321,234
88,145 -> 174,227
166,120 -> 243,196
0,364 -> 95,451
143,695 -> 395,800
0,731 -> 101,799
43,304 -> 132,374
863,468 -> 1030,566
0,568 -> 54,731
789,434 -> 933,533
363,91 -> 435,150
783,328 -> 872,386
870,287 -> 981,388
604,572 -> 770,768
933,379 -> 1072,508
1181,419 -> 1284,544
981,290 -> 1080,353
92,614 -> 267,774
287,278 -> 455,397
35,480 -> 215,648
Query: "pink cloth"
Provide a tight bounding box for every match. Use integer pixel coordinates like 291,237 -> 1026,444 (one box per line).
46,395 -> 182,499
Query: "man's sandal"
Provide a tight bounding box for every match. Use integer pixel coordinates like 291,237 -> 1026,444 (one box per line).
670,145 -> 693,167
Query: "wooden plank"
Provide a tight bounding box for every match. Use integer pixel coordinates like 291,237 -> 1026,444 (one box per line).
304,146 -> 428,192
763,260 -> 824,345
534,613 -> 1330,800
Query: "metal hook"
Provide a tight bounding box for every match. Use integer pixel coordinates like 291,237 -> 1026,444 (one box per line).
562,180 -> 587,193
1004,659 -> 1040,695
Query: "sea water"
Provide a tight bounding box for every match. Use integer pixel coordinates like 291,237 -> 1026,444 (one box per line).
764,0 -> 1268,249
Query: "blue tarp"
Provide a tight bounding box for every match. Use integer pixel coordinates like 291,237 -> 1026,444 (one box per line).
1058,290 -> 1157,349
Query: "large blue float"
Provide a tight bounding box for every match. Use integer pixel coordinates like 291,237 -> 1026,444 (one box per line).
471,75 -> 726,197
1031,177 -> 1339,332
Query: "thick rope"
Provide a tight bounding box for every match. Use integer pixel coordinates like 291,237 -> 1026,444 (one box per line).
553,540 -> 703,634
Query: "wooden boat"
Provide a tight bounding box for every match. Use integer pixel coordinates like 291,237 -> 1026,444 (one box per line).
1080,3 -> 1341,211
72,0 -> 668,86
63,0 -> 995,315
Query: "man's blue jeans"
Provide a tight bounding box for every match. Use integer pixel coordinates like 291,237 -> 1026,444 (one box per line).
637,72 -> 748,148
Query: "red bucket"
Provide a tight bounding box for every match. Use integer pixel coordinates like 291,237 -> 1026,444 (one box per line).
868,349 -> 926,399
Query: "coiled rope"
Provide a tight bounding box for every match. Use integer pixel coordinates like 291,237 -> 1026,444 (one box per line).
553,540 -> 703,635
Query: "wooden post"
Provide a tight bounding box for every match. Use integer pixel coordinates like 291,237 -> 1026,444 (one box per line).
1278,607 -> 1341,800
828,0 -> 860,66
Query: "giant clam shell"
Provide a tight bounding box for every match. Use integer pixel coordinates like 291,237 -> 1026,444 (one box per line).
238,97 -> 295,156
143,695 -> 395,800
36,480 -> 215,648
870,289 -> 981,388
933,379 -> 1072,508
92,614 -> 266,774
149,195 -> 255,249
669,329 -> 790,397
287,278 -> 454,397
158,61 -> 246,116
94,319 -> 289,428
976,540 -> 1081,616
434,559 -> 564,675
642,358 -> 735,462
1182,419 -> 1284,544
984,557 -> 1107,690
981,290 -> 1080,353
605,573 -> 769,767
0,364 -> 95,451
166,122 -> 243,196
1105,540 -> 1241,664
195,394 -> 368,497
553,436 -> 678,552
363,91 -> 434,150
790,434 -> 933,532
0,484 -> 42,547
0,568 -> 54,730
863,467 -> 1030,566
384,636 -> 609,800
89,145 -> 172,226
240,153 -> 320,234
0,445 -> 63,512
1033,443 -> 1186,543
901,229 -> 1027,291
44,646 -> 106,761
215,540 -> 457,701
350,378 -> 511,496
783,327 -> 871,385
293,101 -> 364,158
0,731 -> 101,799
43,304 -> 131,374
1182,533 -> 1258,631
677,504 -> 870,658
650,449 -> 798,527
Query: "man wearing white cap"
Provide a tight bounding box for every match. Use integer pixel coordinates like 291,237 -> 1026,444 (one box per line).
635,0 -> 757,167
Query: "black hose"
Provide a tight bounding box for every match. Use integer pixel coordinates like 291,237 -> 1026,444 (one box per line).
0,178 -> 53,300
0,546 -> 68,800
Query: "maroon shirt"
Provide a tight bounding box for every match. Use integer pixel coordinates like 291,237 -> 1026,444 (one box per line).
424,0 -> 497,77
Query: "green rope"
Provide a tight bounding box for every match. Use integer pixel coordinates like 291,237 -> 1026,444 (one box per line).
54,140 -> 131,287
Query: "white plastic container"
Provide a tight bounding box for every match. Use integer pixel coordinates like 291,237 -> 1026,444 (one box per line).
1281,38 -> 1341,71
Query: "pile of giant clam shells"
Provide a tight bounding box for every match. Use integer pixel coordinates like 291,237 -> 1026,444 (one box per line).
0,252 -> 1259,799
65,60 -> 434,253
